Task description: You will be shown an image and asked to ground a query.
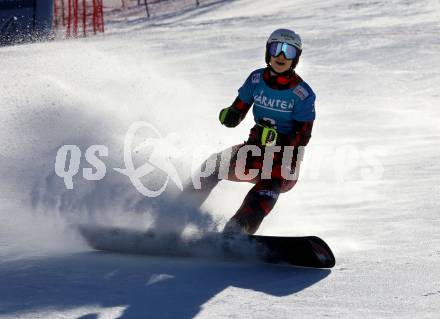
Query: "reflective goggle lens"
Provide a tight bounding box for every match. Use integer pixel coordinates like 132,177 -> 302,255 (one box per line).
268,42 -> 297,60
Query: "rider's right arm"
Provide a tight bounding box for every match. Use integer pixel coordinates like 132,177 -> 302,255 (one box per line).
219,97 -> 251,127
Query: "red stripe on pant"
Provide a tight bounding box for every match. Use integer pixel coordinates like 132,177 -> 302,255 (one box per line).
223,179 -> 281,234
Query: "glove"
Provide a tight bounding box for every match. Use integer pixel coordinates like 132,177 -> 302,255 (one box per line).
219,106 -> 241,128
289,121 -> 313,147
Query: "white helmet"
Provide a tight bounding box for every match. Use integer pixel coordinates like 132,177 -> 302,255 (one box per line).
267,28 -> 302,50
265,28 -> 302,69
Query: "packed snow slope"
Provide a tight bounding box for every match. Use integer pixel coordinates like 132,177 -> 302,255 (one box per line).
1,0 -> 439,318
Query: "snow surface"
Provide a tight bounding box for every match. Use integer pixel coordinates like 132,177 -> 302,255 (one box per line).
1,0 -> 440,318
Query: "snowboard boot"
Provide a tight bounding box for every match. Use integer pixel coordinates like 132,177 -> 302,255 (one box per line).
223,209 -> 267,236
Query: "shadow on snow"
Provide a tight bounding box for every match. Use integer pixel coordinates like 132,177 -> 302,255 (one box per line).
0,252 -> 330,318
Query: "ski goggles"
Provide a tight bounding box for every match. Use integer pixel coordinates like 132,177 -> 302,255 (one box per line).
268,42 -> 298,60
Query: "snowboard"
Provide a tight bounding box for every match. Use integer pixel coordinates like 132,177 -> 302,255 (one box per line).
77,225 -> 335,268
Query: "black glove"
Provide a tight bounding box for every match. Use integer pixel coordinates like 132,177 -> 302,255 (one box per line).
219,106 -> 241,128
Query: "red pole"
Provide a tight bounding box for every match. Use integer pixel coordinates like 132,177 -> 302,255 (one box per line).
83,0 -> 86,36
99,0 -> 104,33
67,0 -> 72,37
98,0 -> 104,33
92,0 -> 97,34
61,0 -> 66,26
53,0 -> 58,28
74,0 -> 79,37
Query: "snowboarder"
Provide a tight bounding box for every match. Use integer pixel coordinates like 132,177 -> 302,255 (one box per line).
186,28 -> 316,235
